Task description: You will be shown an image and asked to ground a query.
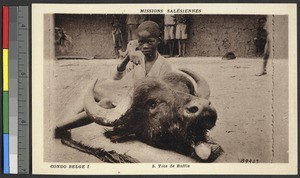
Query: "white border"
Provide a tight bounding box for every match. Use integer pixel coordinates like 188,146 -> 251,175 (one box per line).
32,3 -> 297,175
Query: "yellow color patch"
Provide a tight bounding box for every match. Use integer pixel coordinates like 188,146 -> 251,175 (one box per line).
3,49 -> 8,91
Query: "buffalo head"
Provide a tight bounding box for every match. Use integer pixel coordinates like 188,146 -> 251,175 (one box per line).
83,69 -> 222,162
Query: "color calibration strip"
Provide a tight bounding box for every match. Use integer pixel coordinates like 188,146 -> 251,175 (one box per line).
2,6 -> 29,174
3,6 -> 10,174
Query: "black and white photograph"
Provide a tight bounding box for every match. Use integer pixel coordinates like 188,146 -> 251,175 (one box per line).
32,3 -> 297,175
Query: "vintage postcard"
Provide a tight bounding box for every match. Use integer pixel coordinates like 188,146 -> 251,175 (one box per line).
32,3 -> 297,175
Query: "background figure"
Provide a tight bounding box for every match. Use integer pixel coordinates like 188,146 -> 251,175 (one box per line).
254,17 -> 268,56
175,15 -> 188,57
255,16 -> 272,76
112,17 -> 123,58
164,14 -> 176,57
126,14 -> 140,42
55,27 -> 73,54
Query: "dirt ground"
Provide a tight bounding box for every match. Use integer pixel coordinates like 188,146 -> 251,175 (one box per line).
44,57 -> 288,163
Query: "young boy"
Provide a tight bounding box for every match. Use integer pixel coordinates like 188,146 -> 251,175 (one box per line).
114,21 -> 173,84
164,14 -> 176,57
175,15 -> 188,57
255,16 -> 272,76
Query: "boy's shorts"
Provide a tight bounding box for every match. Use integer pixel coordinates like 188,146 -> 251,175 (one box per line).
175,23 -> 187,40
164,25 -> 175,40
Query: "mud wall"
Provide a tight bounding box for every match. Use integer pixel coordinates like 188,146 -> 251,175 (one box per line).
273,16 -> 288,59
53,14 -> 288,59
54,14 -> 116,58
187,15 -> 258,57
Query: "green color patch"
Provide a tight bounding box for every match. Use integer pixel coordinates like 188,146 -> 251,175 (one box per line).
3,91 -> 9,133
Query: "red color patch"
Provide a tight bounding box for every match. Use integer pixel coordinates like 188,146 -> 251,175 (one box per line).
3,6 -> 9,49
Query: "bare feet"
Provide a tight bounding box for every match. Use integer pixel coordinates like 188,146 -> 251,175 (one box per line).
255,71 -> 267,76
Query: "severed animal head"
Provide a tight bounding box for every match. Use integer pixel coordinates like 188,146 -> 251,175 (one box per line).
84,69 -> 222,162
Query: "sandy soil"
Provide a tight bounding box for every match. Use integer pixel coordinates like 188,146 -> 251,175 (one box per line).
44,57 -> 288,163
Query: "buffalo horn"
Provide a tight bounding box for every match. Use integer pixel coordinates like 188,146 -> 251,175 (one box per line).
83,79 -> 129,126
179,68 -> 210,99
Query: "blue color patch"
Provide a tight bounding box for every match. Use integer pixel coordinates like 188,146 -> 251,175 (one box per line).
3,134 -> 10,173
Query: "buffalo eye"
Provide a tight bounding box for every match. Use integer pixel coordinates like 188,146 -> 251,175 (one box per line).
146,99 -> 157,109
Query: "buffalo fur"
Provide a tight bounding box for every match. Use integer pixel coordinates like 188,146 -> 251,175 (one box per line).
105,72 -> 217,158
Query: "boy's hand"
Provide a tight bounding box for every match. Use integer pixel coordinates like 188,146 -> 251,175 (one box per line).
129,51 -> 143,65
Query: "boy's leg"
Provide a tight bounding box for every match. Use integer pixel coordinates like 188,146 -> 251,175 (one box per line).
163,40 -> 168,55
170,40 -> 174,56
182,39 -> 186,56
182,24 -> 187,57
167,40 -> 173,56
178,40 -> 182,57
167,41 -> 171,55
262,58 -> 268,73
256,58 -> 268,76
175,24 -> 181,57
170,26 -> 175,57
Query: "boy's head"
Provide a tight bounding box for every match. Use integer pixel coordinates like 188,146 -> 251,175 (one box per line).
137,21 -> 160,39
258,17 -> 267,28
137,21 -> 161,58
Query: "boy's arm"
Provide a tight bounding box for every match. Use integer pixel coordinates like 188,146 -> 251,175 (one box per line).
114,55 -> 133,80
117,55 -> 131,72
113,41 -> 143,80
